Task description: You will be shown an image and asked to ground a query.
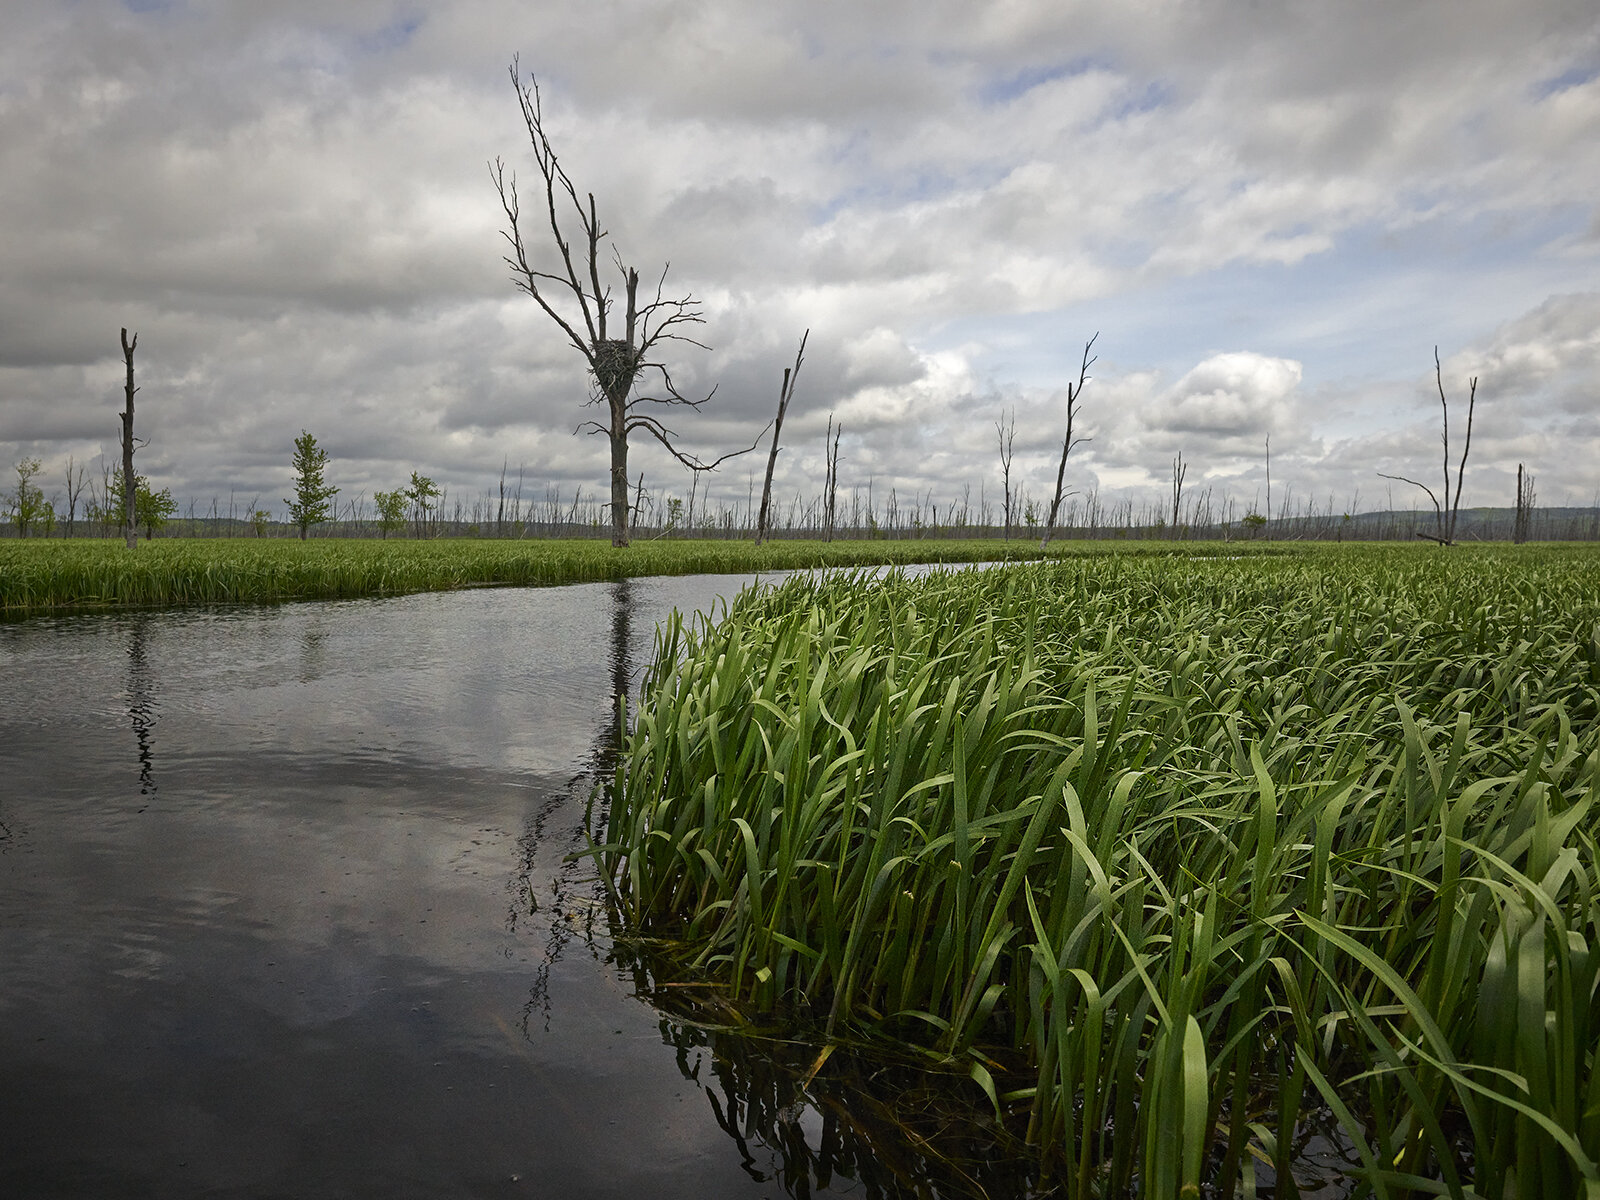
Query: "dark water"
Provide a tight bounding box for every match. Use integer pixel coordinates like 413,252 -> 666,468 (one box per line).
0,576 -> 1034,1200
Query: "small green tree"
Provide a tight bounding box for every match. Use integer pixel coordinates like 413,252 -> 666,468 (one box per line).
105,473 -> 174,540
9,457 -> 48,538
285,430 -> 339,541
251,509 -> 271,538
406,472 -> 440,539
137,484 -> 177,540
373,489 -> 407,539
108,472 -> 176,540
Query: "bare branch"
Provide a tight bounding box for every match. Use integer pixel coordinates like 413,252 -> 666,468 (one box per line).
626,412 -> 765,473
500,59 -> 602,347
492,157 -> 593,362
630,363 -> 718,410
1376,471 -> 1445,525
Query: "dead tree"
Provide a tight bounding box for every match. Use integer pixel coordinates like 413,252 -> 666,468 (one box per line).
1170,451 -> 1187,539
1378,346 -> 1478,545
1514,463 -> 1535,544
493,59 -> 757,547
63,456 -> 87,539
756,331 -> 808,546
119,328 -> 140,550
1040,333 -> 1098,551
996,407 -> 1016,540
1264,436 -> 1272,540
823,414 -> 842,542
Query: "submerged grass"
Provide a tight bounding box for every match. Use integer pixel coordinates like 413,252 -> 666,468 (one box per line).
602,545 -> 1600,1197
0,536 -> 1287,617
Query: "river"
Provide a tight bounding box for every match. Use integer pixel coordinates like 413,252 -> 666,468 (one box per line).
0,574 -> 1036,1199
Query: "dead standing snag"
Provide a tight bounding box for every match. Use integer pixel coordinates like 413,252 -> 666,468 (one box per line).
755,331 -> 807,546
1040,333 -> 1097,551
119,328 -> 140,550
996,407 -> 1016,541
493,59 -> 756,547
1378,346 -> 1478,546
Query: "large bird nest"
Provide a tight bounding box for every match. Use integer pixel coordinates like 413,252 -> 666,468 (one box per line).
592,339 -> 641,398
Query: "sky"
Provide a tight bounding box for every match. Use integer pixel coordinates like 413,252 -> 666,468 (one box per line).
2,0 -> 1598,526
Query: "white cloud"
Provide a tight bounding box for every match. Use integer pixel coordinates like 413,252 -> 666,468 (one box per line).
1152,353 -> 1303,437
0,0 -> 1596,519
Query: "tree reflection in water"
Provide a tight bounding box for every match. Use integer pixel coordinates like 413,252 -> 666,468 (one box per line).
512,576 -> 1053,1197
125,616 -> 157,801
513,577 -> 635,1033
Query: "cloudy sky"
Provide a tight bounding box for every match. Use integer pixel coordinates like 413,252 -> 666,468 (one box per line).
2,0 -> 1597,526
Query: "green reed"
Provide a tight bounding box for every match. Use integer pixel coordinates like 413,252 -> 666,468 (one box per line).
0,536 -> 1290,617
602,545 -> 1600,1197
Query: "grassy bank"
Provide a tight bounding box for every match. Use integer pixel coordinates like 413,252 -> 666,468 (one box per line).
602,545 -> 1600,1197
0,535 -> 1289,617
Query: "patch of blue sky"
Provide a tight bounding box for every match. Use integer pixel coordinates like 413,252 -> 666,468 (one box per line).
979,57 -> 1107,106
353,12 -> 424,58
1103,78 -> 1171,122
263,12 -> 423,79
979,58 -> 1170,130
1534,61 -> 1598,98
928,205 -> 1595,396
123,0 -> 178,13
806,156 -> 1012,226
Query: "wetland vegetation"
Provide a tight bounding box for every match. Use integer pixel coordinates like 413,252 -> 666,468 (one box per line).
601,544 -> 1600,1197
9,533 -> 1596,1196
0,535 -> 1285,617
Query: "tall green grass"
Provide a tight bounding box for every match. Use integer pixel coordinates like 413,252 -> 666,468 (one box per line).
602,546 -> 1600,1197
0,537 -> 1289,617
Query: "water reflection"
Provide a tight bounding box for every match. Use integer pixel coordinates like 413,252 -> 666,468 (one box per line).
599,574 -> 634,777
4,571 -> 1063,1198
638,990 -> 1050,1200
514,576 -> 636,1034
298,621 -> 327,683
125,616 -> 157,798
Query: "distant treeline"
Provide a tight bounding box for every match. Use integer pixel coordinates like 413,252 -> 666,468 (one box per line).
6,474 -> 1600,543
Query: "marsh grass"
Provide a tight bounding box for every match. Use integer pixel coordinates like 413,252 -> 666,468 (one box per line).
0,537 -> 1286,617
602,546 -> 1600,1197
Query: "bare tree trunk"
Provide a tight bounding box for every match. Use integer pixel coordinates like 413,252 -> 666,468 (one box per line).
756,331 -> 807,546
63,456 -> 85,539
823,414 -> 842,543
1445,350 -> 1477,545
1171,451 -> 1187,539
609,421 -> 631,545
1264,436 -> 1272,541
996,407 -> 1016,541
1514,463 -> 1535,544
119,328 -> 139,550
1040,334 -> 1098,551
